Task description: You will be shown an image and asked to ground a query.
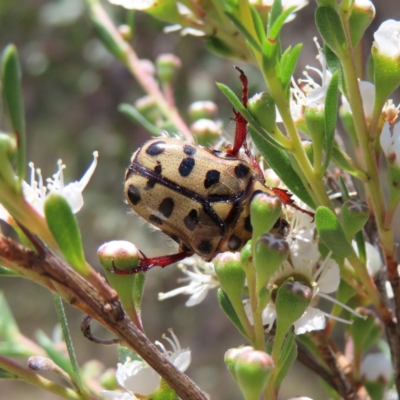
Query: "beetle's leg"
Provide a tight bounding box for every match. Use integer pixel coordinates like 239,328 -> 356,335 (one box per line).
271,187 -> 315,220
111,250 -> 195,274
229,66 -> 249,157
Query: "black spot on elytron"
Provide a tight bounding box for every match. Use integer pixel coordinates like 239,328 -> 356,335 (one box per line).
158,197 -> 174,218
204,170 -> 221,189
149,214 -> 163,225
179,157 -> 195,177
228,234 -> 242,251
146,141 -> 166,156
273,218 -> 281,229
184,209 -> 199,231
127,185 -> 141,205
244,215 -> 252,233
198,240 -> 213,255
234,163 -> 250,179
154,162 -> 162,175
169,234 -> 181,244
145,178 -> 156,190
183,144 -> 196,156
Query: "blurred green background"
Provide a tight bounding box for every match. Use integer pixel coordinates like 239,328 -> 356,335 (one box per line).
0,1 -> 398,399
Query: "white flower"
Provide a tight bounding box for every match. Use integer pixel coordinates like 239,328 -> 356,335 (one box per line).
158,256 -> 219,306
380,122 -> 400,167
103,331 -> 190,398
341,81 -> 375,120
22,151 -> 98,216
299,38 -> 332,106
373,20 -> 400,59
361,353 -> 392,382
245,203 -> 362,334
245,240 -> 339,334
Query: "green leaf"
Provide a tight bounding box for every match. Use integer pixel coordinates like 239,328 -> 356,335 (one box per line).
0,292 -> 20,341
1,45 -> 26,182
322,70 -> 339,172
250,127 -> 316,209
36,330 -> 74,377
275,331 -> 297,387
0,266 -> 19,276
54,295 -> 84,391
280,44 -> 302,93
119,103 -> 161,136
216,82 -> 285,150
250,5 -> 266,44
217,289 -> 246,337
225,11 -> 262,53
269,6 -> 297,41
315,206 -> 353,258
0,368 -> 13,379
268,0 -> 282,31
44,194 -> 89,276
332,144 -> 365,179
315,7 -> 347,59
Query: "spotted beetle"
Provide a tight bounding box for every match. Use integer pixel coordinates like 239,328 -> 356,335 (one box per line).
120,67 -> 313,273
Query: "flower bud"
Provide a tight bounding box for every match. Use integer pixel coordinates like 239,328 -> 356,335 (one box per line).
224,346 -> 253,382
99,368 -> 118,390
134,95 -> 161,125
250,192 -> 282,244
275,280 -> 312,334
214,252 -> 246,307
254,233 -> 289,292
341,198 -> 369,241
240,241 -> 252,272
190,118 -> 222,146
118,24 -> 132,42
98,241 -> 144,328
188,101 -> 218,121
247,92 -> 276,133
302,140 -> 314,165
349,0 -> 375,46
372,20 -> 400,107
235,350 -> 274,400
156,53 -> 181,84
0,132 -> 18,188
264,169 -> 281,188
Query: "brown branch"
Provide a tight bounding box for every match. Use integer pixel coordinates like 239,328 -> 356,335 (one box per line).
0,234 -> 208,400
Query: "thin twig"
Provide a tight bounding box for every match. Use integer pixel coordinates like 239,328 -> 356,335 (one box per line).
0,234 -> 208,400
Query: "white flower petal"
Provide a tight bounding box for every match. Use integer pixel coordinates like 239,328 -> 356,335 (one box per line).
361,353 -> 392,381
185,285 -> 210,306
101,390 -> 138,400
123,366 -> 161,395
316,258 -> 340,294
294,306 -> 326,334
171,350 -> 191,372
374,20 -> 400,58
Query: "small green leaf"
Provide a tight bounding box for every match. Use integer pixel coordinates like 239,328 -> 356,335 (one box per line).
250,5 -> 266,44
216,82 -> 285,150
44,194 -> 89,276
268,6 -> 297,41
1,45 -> 26,182
323,70 -> 339,172
225,12 -> 262,53
268,0 -> 282,31
0,292 -> 20,341
217,289 -> 246,337
250,128 -> 316,209
0,368 -> 13,379
0,266 -> 19,276
36,330 -> 74,377
332,144 -> 366,179
315,7 -> 347,59
275,331 -> 297,387
315,206 -> 353,258
119,103 -> 161,136
281,44 -> 302,93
